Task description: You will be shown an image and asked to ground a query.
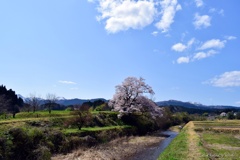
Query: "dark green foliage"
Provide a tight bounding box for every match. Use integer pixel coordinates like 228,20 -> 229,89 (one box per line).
236,112 -> 240,119
93,112 -> 120,127
94,103 -> 110,111
65,110 -> 93,130
8,128 -> 32,160
47,130 -> 65,152
0,85 -> 23,118
227,112 -> 235,119
32,146 -> 51,160
0,127 -> 68,159
158,108 -> 195,129
92,100 -> 105,108
121,113 -> 156,135
160,104 -> 240,115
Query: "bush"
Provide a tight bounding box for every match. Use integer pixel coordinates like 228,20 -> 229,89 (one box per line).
47,130 -> 65,153
121,113 -> 156,135
236,112 -> 240,119
32,146 -> 51,160
0,137 -> 11,160
227,112 -> 235,119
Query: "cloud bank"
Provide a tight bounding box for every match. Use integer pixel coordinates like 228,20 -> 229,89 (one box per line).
58,81 -> 77,85
207,71 -> 240,87
94,0 -> 181,33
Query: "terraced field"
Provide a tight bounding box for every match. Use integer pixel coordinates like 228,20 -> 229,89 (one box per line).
194,120 -> 240,159
158,120 -> 240,160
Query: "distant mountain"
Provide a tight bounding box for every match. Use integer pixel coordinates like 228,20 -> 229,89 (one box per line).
17,94 -> 26,101
156,100 -> 240,114
18,94 -> 107,106
57,98 -> 107,106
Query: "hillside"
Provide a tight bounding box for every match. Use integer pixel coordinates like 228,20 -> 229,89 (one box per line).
57,98 -> 107,106
157,100 -> 240,114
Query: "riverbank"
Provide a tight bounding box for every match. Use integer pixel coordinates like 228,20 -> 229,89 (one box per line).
51,135 -> 165,160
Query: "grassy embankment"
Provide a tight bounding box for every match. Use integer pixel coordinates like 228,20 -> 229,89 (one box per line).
159,120 -> 240,160
0,110 -> 129,134
0,110 -> 134,159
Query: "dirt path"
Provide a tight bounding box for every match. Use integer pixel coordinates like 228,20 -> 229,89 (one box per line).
51,136 -> 165,160
185,122 -> 206,160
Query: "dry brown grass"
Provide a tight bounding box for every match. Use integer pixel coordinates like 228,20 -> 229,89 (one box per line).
52,136 -> 164,160
205,144 -> 240,151
185,122 -> 206,160
212,127 -> 240,134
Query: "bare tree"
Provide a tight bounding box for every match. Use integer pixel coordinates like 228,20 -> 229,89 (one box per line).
26,93 -> 41,113
65,105 -> 92,130
45,93 -> 58,114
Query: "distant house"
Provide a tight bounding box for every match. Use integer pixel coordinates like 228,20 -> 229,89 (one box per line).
220,112 -> 227,117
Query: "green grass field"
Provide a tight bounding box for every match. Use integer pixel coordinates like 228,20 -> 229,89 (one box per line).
0,110 -> 126,134
159,120 -> 240,160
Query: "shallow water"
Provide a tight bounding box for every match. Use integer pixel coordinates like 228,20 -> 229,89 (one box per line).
128,130 -> 178,160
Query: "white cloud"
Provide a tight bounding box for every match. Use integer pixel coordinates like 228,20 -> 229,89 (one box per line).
87,0 -> 95,3
187,38 -> 195,47
96,0 -> 156,33
172,43 -> 187,52
177,56 -> 190,64
219,9 -> 224,16
207,71 -> 240,87
198,39 -> 226,50
193,50 -> 217,60
225,36 -> 237,40
151,31 -> 159,36
70,87 -> 79,90
193,13 -> 211,29
209,8 -> 224,16
155,0 -> 182,32
92,0 -> 181,33
171,38 -> 195,52
209,8 -> 216,13
59,81 -> 77,85
195,0 -> 203,7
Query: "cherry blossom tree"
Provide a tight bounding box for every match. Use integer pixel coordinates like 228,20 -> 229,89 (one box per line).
109,77 -> 163,119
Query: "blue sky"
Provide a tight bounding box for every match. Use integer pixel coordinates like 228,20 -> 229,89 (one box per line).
0,0 -> 239,106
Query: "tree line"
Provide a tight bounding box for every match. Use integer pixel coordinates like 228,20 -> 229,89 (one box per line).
0,85 -> 24,118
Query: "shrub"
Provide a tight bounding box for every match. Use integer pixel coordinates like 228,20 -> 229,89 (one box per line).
32,146 -> 51,160
47,130 -> 65,153
121,113 -> 155,135
65,111 -> 93,130
236,112 -> 240,119
8,127 -> 33,160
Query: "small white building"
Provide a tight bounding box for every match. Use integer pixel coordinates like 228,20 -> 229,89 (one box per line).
220,112 -> 227,117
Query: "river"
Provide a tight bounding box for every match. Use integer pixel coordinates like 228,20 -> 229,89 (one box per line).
52,130 -> 178,160
127,130 -> 178,160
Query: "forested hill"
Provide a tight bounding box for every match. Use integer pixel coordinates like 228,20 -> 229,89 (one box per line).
157,100 -> 240,114
57,98 -> 107,106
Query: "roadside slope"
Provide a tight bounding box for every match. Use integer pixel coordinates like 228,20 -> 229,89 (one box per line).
158,121 -> 208,160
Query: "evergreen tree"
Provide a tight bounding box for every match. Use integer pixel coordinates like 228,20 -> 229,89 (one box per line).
0,85 -> 24,118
